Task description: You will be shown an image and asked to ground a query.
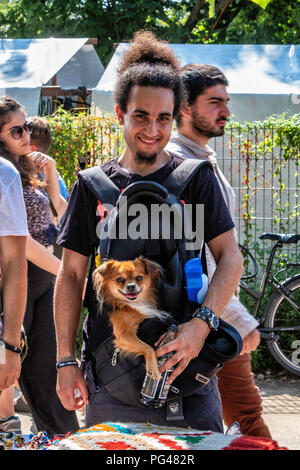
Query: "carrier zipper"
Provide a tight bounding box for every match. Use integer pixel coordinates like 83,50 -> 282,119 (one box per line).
112,348 -> 121,366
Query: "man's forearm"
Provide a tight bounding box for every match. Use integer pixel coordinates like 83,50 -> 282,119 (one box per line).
54,268 -> 85,359
204,236 -> 243,316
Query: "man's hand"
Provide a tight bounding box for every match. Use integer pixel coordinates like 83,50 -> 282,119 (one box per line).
155,318 -> 210,384
56,366 -> 89,411
0,350 -> 21,390
240,328 -> 261,355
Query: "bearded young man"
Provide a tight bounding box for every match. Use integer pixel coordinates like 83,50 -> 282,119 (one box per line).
54,35 -> 243,431
166,63 -> 271,438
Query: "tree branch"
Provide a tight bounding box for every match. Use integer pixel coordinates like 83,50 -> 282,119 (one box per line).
212,0 -> 249,31
185,0 -> 208,32
212,0 -> 231,29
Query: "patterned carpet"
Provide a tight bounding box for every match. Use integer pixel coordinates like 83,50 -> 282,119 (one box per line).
45,422 -> 287,451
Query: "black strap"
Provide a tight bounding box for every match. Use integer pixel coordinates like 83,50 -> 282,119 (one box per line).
78,166 -> 120,206
80,159 -> 211,205
163,159 -> 210,270
49,199 -> 58,218
2,340 -> 22,354
56,360 -> 78,369
163,159 -> 211,197
81,159 -> 210,265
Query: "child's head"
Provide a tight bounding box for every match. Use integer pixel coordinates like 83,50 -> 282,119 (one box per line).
30,116 -> 52,154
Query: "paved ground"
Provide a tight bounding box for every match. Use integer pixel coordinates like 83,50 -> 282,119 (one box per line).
17,373 -> 300,450
254,374 -> 300,450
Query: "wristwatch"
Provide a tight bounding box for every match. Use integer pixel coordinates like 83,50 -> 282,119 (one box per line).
192,306 -> 219,330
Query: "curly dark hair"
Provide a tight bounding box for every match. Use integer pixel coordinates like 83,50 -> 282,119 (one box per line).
114,31 -> 183,117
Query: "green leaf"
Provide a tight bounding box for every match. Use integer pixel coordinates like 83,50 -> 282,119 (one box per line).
250,0 -> 271,9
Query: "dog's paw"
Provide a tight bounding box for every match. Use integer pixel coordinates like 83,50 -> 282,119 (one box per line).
147,365 -> 161,380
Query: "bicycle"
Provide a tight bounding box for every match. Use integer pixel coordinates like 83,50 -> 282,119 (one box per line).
238,232 -> 300,376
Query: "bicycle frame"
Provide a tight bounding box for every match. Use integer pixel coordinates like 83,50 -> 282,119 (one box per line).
239,241 -> 300,340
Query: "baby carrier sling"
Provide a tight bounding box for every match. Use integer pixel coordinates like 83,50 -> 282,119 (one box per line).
79,159 -> 242,409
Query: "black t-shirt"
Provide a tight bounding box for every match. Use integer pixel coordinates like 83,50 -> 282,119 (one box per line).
57,154 -> 234,344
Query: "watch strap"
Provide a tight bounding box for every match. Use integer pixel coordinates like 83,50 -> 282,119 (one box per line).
192,306 -> 219,330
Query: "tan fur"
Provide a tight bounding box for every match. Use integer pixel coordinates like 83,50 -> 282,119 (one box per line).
92,256 -> 167,379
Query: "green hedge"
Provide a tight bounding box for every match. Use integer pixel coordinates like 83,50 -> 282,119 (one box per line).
47,107 -> 124,190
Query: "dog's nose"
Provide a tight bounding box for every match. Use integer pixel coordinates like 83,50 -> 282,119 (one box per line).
126,283 -> 137,292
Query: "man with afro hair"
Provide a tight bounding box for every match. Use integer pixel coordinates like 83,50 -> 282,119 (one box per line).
54,31 -> 242,432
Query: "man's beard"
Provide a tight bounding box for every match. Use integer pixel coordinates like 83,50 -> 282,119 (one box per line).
135,152 -> 157,165
192,109 -> 226,138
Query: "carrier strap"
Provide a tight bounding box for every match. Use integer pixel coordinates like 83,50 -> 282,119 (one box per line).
78,166 -> 120,206
163,159 -> 212,197
80,158 -> 212,205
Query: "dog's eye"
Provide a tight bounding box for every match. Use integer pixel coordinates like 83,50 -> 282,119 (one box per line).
136,276 -> 143,282
116,277 -> 125,283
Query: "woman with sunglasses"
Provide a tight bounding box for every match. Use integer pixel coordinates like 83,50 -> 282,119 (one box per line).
0,96 -> 79,435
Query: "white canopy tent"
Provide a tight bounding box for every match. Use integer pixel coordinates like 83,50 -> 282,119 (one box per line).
0,38 -> 104,116
92,44 -> 300,122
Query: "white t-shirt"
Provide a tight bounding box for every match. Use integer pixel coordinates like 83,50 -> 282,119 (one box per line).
0,157 -> 28,236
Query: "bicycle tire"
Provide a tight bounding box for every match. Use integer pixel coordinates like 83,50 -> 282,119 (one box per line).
264,274 -> 300,376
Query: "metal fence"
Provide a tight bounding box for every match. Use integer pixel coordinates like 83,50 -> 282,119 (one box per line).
49,111 -> 299,271
94,122 -> 299,267
210,125 -> 299,268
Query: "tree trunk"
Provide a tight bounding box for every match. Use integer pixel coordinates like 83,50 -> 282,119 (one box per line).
185,0 -> 208,32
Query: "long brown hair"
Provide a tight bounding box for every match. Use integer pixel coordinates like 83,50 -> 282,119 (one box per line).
0,96 -> 43,188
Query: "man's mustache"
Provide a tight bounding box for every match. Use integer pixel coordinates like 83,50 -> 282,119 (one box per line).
216,116 -> 228,123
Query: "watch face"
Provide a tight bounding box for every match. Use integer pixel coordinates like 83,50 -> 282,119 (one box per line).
212,316 -> 219,329
207,311 -> 214,321
194,308 -> 219,329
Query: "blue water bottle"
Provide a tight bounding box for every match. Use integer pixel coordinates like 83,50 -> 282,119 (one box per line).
184,254 -> 209,304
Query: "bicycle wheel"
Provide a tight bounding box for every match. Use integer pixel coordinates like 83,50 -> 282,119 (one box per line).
264,274 -> 300,376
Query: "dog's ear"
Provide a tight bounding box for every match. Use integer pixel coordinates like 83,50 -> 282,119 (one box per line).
93,259 -> 114,279
138,256 -> 163,280
92,260 -> 115,302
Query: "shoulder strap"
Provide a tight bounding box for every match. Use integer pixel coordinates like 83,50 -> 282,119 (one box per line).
78,166 -> 120,206
163,159 -> 212,197
49,199 -> 58,218
79,160 -> 211,204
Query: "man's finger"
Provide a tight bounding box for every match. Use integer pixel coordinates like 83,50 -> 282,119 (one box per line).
155,338 -> 180,358
168,358 -> 190,384
74,384 -> 89,406
154,333 -> 167,347
158,350 -> 182,373
57,388 -> 78,411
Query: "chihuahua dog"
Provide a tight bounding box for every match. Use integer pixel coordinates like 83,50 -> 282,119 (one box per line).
92,256 -> 170,379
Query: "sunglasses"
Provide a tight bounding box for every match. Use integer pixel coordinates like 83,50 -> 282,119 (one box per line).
9,121 -> 33,140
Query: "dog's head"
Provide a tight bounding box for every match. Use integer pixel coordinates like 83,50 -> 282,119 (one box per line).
92,256 -> 162,307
